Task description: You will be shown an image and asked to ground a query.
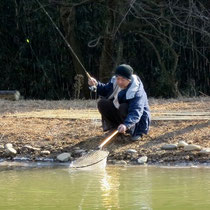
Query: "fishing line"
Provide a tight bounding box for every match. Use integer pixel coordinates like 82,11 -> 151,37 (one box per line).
113,0 -> 136,37
35,0 -> 99,124
35,0 -> 93,82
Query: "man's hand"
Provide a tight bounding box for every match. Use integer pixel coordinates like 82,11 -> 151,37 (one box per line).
118,124 -> 127,133
88,77 -> 98,86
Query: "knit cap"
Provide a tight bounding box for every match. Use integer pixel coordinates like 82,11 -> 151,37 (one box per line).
115,64 -> 133,80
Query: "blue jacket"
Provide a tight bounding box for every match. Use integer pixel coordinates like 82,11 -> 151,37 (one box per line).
97,75 -> 151,136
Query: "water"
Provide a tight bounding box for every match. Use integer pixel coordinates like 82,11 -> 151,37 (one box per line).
0,165 -> 210,210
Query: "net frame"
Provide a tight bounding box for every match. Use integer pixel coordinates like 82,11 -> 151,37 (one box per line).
69,130 -> 118,169
70,150 -> 109,169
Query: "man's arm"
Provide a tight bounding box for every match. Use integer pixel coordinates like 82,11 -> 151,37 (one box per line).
88,77 -> 114,97
123,92 -> 146,129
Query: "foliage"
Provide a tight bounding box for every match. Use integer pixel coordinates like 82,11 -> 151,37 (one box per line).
0,0 -> 209,99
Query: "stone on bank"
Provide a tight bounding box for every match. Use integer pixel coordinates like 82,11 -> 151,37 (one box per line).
161,144 -> 177,150
57,153 -> 71,162
137,156 -> 148,164
184,144 -> 201,151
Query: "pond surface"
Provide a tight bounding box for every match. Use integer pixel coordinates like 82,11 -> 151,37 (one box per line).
0,164 -> 210,210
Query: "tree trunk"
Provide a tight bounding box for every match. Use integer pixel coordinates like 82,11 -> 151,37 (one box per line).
99,0 -> 122,82
60,6 -> 89,98
115,38 -> 124,67
14,0 -> 19,30
99,36 -> 115,82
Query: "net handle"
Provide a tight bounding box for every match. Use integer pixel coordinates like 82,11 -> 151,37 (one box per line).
98,130 -> 119,149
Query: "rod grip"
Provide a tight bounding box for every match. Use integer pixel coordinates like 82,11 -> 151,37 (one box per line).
98,130 -> 119,149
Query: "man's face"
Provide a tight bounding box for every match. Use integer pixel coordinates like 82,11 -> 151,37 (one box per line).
116,76 -> 131,89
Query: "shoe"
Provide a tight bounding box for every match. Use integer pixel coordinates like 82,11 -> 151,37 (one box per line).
131,134 -> 142,141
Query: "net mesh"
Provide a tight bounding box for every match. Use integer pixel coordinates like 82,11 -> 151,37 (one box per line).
70,150 -> 109,169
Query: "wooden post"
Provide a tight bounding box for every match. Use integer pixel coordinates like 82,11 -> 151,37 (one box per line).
0,90 -> 20,101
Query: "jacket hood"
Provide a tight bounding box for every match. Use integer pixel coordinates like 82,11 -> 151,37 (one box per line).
111,75 -> 143,100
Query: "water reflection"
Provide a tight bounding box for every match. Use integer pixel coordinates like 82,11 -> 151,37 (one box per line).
81,166 -> 153,210
68,167 -> 120,209
117,167 -> 153,210
0,165 -> 210,209
100,167 -> 120,209
98,166 -> 210,210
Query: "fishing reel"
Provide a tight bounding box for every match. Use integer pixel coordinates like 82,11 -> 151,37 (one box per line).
89,86 -> 97,92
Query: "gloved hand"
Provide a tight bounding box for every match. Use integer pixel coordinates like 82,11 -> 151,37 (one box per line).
88,77 -> 98,86
118,124 -> 127,133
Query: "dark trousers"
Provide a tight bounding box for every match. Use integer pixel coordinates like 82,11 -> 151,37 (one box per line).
97,99 -> 128,131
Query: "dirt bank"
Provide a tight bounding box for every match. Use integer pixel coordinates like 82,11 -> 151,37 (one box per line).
0,97 -> 209,166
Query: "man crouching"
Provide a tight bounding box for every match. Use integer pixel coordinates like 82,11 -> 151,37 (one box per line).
88,64 -> 151,141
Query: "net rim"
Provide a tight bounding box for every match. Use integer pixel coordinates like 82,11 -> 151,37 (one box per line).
70,150 -> 109,169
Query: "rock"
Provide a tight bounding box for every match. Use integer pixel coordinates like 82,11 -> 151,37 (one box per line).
177,141 -> 188,147
6,147 -> 17,155
23,145 -> 41,151
161,144 -> 177,150
57,153 -> 71,162
0,145 -> 4,149
32,147 -> 41,151
41,150 -> 51,155
137,156 -> 148,164
184,144 -> 201,151
23,145 -> 33,149
199,148 -> 210,154
5,143 -> 13,149
115,160 -> 127,165
126,149 -> 137,154
4,143 -> 17,155
74,149 -> 86,155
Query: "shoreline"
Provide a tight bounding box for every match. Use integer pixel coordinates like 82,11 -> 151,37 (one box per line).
1,158 -> 210,170
0,98 -> 209,168
0,118 -> 209,166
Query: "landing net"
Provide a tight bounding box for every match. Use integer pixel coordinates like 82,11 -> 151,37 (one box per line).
70,150 -> 109,169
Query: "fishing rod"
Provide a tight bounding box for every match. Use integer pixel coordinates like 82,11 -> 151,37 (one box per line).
35,0 -> 96,92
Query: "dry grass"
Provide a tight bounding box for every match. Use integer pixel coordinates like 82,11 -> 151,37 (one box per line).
0,97 -> 209,120
0,97 -> 209,115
